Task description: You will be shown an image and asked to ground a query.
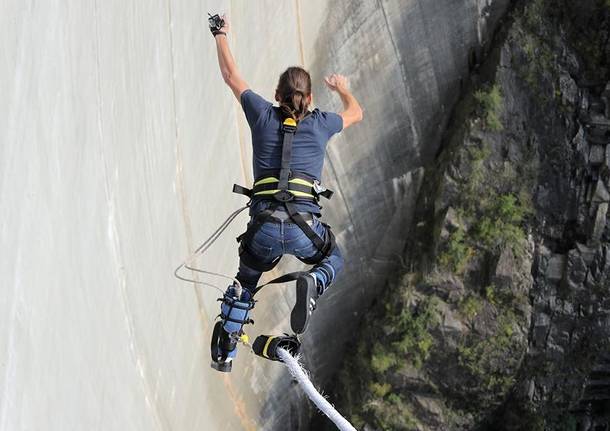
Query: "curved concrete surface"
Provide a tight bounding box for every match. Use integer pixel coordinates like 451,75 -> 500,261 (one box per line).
1,1 -> 508,430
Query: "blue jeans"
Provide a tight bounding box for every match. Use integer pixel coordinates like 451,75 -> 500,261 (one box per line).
235,214 -> 344,295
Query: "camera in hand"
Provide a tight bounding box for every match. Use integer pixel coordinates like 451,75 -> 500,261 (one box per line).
208,13 -> 225,35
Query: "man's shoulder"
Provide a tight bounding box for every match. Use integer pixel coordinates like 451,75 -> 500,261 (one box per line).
302,108 -> 323,124
309,108 -> 322,117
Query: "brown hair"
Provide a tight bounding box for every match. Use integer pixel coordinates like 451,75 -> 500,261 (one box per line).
275,67 -> 312,122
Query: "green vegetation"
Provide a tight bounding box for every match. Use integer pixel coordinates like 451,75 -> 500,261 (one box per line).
474,193 -> 530,254
458,294 -> 483,321
433,119 -> 532,410
474,84 -> 504,131
371,345 -> 398,373
435,116 -> 535,271
438,227 -> 473,274
390,296 -> 439,369
485,282 -> 525,310
339,289 -> 440,430
456,311 -> 521,403
369,382 -> 392,398
363,392 -> 420,431
461,143 -> 492,213
438,192 -> 530,272
522,0 -> 546,30
368,294 -> 441,374
484,284 -> 497,306
514,0 -> 563,106
516,28 -> 555,104
438,190 -> 531,272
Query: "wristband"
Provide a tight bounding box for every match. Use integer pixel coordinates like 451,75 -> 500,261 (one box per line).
213,31 -> 227,37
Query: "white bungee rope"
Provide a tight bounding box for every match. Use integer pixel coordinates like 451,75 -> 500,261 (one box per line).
277,348 -> 357,431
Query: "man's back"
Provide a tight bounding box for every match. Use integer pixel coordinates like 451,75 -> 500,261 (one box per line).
241,89 -> 343,214
241,89 -> 343,181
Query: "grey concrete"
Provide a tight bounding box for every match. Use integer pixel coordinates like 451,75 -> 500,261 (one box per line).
1,0 -> 508,430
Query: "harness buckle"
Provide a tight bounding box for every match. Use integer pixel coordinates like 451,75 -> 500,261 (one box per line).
312,180 -> 325,194
282,118 -> 297,133
273,190 -> 294,202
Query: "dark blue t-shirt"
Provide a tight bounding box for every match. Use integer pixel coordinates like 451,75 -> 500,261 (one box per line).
240,89 -> 343,215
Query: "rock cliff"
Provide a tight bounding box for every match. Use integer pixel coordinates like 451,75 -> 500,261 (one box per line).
320,1 -> 610,429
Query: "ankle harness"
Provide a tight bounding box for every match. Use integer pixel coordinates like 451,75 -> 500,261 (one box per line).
219,291 -> 255,333
252,334 -> 301,362
211,290 -> 255,363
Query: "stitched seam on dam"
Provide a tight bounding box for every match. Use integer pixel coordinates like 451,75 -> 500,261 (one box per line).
377,0 -> 420,148
295,0 -> 306,65
325,152 -> 362,248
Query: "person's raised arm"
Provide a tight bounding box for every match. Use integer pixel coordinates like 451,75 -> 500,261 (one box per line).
212,14 -> 248,101
324,74 -> 363,130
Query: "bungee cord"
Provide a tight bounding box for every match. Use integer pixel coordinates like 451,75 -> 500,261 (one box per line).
277,348 -> 357,431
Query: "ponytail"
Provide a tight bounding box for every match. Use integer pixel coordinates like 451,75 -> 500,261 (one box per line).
276,67 -> 312,122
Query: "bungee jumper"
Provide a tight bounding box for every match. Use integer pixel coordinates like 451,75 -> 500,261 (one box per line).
205,13 -> 363,372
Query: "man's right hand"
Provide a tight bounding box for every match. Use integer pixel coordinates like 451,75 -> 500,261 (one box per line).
324,73 -> 363,131
217,14 -> 230,35
324,74 -> 349,93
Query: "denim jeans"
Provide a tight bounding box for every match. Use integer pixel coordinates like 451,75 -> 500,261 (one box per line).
235,214 -> 344,295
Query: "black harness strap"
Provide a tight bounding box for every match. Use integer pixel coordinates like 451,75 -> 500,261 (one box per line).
232,184 -> 252,198
272,119 -> 329,259
233,115 -> 336,285
298,223 -> 336,265
277,120 -> 296,192
284,201 -> 326,251
252,271 -> 305,295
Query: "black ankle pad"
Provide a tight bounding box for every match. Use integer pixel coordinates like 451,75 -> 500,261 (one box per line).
252,334 -> 301,362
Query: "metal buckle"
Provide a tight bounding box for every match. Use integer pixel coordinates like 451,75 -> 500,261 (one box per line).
312,180 -> 326,194
273,190 -> 294,202
282,121 -> 297,133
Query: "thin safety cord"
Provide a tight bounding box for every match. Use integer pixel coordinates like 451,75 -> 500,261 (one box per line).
174,205 -> 249,295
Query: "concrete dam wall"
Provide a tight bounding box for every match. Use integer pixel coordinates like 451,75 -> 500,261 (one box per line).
1,1 -> 508,429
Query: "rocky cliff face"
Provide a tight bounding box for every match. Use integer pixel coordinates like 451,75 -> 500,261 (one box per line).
318,1 -> 610,430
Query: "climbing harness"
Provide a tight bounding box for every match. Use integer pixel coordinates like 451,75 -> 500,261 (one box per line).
232,116 -> 337,275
